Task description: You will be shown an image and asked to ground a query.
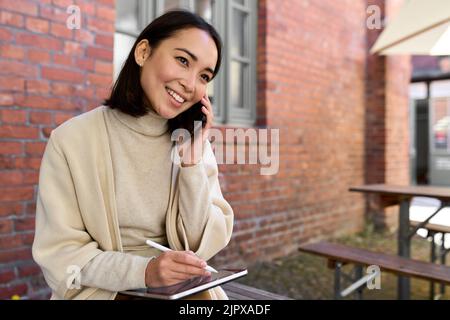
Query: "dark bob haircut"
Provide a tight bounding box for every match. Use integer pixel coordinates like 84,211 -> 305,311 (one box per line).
104,10 -> 222,133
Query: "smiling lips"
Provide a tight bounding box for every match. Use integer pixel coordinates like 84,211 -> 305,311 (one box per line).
166,87 -> 186,107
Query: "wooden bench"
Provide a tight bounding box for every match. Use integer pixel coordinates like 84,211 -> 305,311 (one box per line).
298,241 -> 450,299
222,282 -> 293,300
410,219 -> 450,298
410,219 -> 450,266
410,220 -> 450,235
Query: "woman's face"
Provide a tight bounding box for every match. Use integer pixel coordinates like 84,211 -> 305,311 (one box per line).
135,28 -> 218,119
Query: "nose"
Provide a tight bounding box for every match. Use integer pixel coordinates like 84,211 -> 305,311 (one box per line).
179,72 -> 196,94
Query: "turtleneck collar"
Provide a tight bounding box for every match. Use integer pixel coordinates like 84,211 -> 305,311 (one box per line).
111,107 -> 169,137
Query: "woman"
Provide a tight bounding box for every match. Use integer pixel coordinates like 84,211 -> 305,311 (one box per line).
32,10 -> 234,300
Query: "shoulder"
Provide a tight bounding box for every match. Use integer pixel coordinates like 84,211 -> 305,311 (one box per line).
50,105 -> 108,149
53,105 -> 107,136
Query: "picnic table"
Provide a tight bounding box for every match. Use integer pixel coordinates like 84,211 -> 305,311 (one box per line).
349,184 -> 450,300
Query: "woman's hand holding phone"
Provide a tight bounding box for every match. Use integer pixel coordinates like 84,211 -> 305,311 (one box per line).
177,95 -> 213,167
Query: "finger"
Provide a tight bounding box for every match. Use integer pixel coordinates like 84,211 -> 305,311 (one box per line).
186,251 -> 203,262
172,251 -> 206,267
202,105 -> 214,124
170,264 -> 210,277
201,96 -> 212,112
200,96 -> 214,122
204,94 -> 212,106
201,106 -> 212,127
168,258 -> 210,276
157,273 -> 192,287
201,108 -> 212,134
186,250 -> 197,257
168,270 -> 195,281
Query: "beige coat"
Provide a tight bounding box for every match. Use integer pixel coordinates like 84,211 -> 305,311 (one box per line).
32,106 -> 234,300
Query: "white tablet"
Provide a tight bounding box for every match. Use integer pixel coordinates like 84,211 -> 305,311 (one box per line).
119,268 -> 248,300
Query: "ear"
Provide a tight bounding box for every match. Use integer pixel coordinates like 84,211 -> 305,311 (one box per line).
134,39 -> 151,67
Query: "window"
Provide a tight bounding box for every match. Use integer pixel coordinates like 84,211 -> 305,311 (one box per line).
114,0 -> 152,80
114,0 -> 258,126
228,0 -> 257,124
430,80 -> 450,153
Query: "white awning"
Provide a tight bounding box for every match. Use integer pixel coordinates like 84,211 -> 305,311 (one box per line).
370,0 -> 450,55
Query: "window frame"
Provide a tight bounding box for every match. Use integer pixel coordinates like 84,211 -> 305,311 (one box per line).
225,0 -> 257,126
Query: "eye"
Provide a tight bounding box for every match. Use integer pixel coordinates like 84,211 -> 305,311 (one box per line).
201,74 -> 211,82
176,56 -> 189,66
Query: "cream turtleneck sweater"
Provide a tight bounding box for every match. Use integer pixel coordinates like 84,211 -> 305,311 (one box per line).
80,107 -> 211,292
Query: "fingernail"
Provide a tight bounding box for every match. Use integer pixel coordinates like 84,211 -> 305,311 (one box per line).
201,261 -> 207,267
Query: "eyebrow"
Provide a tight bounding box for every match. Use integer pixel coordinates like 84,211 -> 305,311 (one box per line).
175,48 -> 214,75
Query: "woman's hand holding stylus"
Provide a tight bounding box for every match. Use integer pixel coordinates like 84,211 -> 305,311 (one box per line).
144,250 -> 211,288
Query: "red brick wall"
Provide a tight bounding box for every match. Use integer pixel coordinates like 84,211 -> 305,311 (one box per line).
365,0 -> 386,188
365,0 -> 411,230
216,0 -> 369,267
0,0 -> 115,299
385,0 -> 411,186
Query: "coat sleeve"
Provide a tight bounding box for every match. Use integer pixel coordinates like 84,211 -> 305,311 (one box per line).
80,251 -> 152,292
176,140 -> 234,260
32,133 -> 106,298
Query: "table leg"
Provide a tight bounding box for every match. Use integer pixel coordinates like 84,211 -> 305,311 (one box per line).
398,198 -> 411,300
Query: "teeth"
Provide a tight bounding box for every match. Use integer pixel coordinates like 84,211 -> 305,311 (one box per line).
166,88 -> 185,103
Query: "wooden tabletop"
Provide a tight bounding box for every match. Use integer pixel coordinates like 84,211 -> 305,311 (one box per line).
349,184 -> 450,201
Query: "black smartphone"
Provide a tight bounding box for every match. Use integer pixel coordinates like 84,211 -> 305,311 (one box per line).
168,99 -> 207,137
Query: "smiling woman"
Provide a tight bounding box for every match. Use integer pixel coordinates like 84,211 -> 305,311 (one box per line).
31,10 -> 234,300
106,10 -> 221,118
136,29 -> 217,117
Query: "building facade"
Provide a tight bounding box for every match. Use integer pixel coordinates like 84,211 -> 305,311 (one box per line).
0,0 -> 410,299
